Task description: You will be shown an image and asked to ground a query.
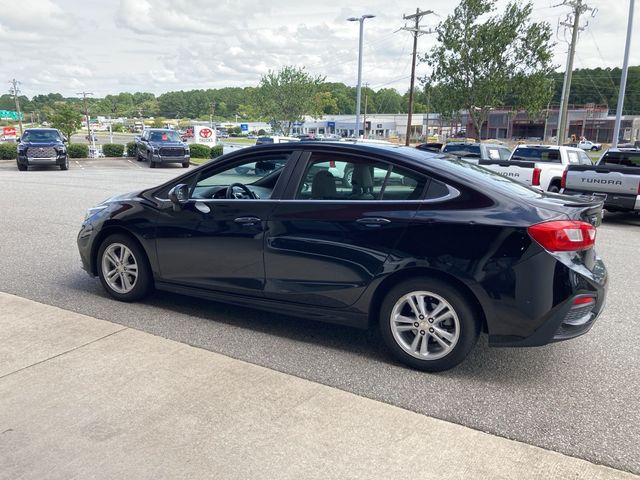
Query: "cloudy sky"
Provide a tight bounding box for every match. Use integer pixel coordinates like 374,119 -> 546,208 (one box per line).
2,0 -> 639,98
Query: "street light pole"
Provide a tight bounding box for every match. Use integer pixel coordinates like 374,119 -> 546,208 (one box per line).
348,14 -> 375,139
612,0 -> 635,148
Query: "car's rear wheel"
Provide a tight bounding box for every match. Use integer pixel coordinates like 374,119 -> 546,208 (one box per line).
591,146 -> 598,151
97,234 -> 152,302
379,278 -> 480,371
548,184 -> 560,193
342,167 -> 353,187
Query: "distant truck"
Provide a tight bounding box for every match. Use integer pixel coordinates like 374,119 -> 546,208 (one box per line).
562,147 -> 640,213
135,128 -> 190,168
442,142 -> 512,161
577,140 -> 603,151
508,145 -> 592,192
16,128 -> 69,171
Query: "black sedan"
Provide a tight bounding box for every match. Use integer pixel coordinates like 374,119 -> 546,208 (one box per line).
77,143 -> 607,371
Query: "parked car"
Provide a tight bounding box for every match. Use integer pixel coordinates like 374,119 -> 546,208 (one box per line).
416,142 -> 444,153
16,128 -> 69,171
78,143 -> 607,372
135,128 -> 190,168
509,145 -> 592,192
562,147 -> 640,213
255,136 -> 300,145
578,140 -> 603,151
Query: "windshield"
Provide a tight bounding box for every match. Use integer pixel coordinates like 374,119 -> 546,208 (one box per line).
442,144 -> 481,158
599,151 -> 640,167
149,130 -> 181,142
511,147 -> 560,163
22,130 -> 61,143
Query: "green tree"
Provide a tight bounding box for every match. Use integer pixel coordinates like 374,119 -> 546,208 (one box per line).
256,66 -> 326,135
424,0 -> 555,140
49,103 -> 82,141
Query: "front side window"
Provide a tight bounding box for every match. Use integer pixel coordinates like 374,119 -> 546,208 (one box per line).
295,153 -> 426,201
577,150 -> 593,165
190,154 -> 291,200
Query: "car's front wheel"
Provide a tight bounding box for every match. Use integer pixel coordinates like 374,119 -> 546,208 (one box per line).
97,234 -> 152,301
17,162 -> 27,171
379,278 -> 480,372
60,157 -> 69,170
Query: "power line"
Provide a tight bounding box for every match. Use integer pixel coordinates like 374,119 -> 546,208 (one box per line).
401,8 -> 434,145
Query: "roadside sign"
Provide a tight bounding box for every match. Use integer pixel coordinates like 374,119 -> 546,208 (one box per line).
0,110 -> 23,120
194,125 -> 217,144
3,126 -> 17,138
240,123 -> 249,132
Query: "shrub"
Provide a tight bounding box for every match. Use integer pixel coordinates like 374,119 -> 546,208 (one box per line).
257,129 -> 266,135
0,142 -> 17,160
68,143 -> 89,158
111,124 -> 124,133
190,143 -> 210,158
102,143 -> 125,157
210,144 -> 224,159
126,141 -> 137,158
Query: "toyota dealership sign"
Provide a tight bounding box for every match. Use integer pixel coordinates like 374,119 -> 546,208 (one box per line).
194,126 -> 217,144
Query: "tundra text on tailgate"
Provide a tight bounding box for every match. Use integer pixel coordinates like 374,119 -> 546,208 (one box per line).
562,148 -> 640,213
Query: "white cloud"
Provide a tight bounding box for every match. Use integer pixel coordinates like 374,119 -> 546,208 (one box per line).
3,0 -> 639,97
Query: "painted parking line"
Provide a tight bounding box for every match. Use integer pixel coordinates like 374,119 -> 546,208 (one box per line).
74,160 -> 84,170
127,159 -> 143,169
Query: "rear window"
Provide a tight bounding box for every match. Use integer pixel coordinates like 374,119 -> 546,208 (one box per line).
599,151 -> 640,167
442,144 -> 481,158
512,147 -> 561,163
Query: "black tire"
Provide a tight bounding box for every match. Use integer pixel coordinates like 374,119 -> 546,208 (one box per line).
182,161 -> 189,168
342,167 -> 353,188
60,157 -> 69,170
17,162 -> 27,171
149,160 -> 156,168
97,233 -> 152,302
136,149 -> 144,161
379,277 -> 480,372
591,146 -> 598,151
547,184 -> 560,193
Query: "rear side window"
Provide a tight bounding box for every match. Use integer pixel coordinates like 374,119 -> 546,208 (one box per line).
512,147 -> 561,163
442,144 -> 481,158
295,153 -> 427,201
599,151 -> 640,167
577,151 -> 593,165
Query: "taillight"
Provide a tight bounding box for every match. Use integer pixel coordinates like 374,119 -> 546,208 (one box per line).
532,167 -> 541,186
573,297 -> 595,306
528,220 -> 596,252
329,160 -> 336,168
561,169 -> 568,189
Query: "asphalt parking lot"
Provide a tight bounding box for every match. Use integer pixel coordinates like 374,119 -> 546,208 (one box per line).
0,158 -> 639,474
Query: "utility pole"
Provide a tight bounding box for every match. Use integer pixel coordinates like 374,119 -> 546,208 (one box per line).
77,91 -> 94,139
77,92 -> 94,155
348,14 -> 376,138
401,8 -> 434,146
363,92 -> 368,138
210,101 -> 216,129
612,0 -> 635,148
9,79 -> 24,135
556,0 -> 596,145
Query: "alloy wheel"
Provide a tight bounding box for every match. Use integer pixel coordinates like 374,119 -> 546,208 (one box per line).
389,290 -> 460,360
101,243 -> 139,294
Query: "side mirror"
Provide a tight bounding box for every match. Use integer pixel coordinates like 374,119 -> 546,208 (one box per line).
168,184 -> 189,211
16,136 -> 20,142
63,137 -> 68,143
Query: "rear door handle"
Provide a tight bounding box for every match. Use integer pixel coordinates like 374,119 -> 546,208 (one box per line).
234,216 -> 261,225
356,217 -> 391,226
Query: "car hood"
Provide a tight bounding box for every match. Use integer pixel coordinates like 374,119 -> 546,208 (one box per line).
19,141 -> 64,147
148,141 -> 186,147
101,189 -> 144,205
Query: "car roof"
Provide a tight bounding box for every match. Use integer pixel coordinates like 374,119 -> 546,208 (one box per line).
23,128 -> 59,132
605,147 -> 640,153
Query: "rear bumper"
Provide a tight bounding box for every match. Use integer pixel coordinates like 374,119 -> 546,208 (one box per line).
563,189 -> 640,212
488,252 -> 607,347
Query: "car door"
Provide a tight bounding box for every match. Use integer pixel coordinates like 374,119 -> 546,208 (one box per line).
153,150 -> 299,296
263,150 -> 428,308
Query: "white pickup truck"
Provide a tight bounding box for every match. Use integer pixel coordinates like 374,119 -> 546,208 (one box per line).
508,145 -> 593,192
577,140 -> 603,151
562,148 -> 640,213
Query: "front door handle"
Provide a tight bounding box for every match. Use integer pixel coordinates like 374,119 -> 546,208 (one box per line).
356,217 -> 391,226
234,216 -> 261,225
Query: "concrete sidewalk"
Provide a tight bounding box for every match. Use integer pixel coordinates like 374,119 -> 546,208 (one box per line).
0,292 -> 635,480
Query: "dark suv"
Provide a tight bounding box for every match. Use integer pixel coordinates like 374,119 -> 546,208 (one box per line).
16,128 -> 69,171
135,129 -> 190,168
78,143 -> 607,371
